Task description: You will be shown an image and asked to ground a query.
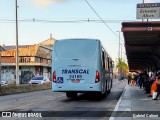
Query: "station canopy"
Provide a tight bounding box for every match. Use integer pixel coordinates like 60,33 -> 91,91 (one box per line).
122,21 -> 160,72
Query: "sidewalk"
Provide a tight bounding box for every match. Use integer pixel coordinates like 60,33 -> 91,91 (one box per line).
110,83 -> 160,120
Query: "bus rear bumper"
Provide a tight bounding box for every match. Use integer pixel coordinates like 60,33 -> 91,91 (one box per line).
52,83 -> 102,92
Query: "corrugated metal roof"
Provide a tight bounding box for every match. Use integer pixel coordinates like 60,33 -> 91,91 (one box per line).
122,21 -> 160,71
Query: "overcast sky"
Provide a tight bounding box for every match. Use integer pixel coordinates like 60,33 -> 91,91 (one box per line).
0,0 -> 160,61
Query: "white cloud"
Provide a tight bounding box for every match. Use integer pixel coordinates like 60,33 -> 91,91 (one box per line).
33,0 -> 65,6
144,0 -> 155,3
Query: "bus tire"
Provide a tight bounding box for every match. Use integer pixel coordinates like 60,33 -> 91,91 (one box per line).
102,81 -> 107,98
66,92 -> 77,98
102,91 -> 107,98
107,81 -> 112,93
107,89 -> 111,93
111,79 -> 113,88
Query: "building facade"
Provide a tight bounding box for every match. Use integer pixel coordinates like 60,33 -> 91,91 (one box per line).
0,37 -> 55,84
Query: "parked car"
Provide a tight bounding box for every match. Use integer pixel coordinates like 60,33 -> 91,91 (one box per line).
0,80 -> 8,86
29,76 -> 50,84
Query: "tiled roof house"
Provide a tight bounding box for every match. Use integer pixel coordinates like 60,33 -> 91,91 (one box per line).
0,35 -> 56,83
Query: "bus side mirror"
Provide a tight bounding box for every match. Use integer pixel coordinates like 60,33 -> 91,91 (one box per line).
112,64 -> 114,68
110,61 -> 114,68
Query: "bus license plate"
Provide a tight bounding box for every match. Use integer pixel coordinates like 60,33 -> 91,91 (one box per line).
71,79 -> 80,83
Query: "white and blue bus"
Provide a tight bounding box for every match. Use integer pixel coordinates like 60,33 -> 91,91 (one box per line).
52,39 -> 114,98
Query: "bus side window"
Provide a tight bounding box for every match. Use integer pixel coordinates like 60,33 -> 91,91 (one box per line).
105,58 -> 109,70
102,50 -> 105,69
110,61 -> 113,68
108,57 -> 110,69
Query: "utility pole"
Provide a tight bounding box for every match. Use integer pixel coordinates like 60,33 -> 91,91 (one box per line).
120,43 -> 123,79
15,0 -> 19,85
117,31 -> 121,80
142,0 -> 144,22
120,43 -> 123,60
118,31 -> 120,61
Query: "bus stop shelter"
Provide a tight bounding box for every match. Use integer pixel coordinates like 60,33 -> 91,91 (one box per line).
122,21 -> 160,72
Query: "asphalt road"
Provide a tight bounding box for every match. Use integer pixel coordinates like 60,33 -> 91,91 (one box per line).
0,79 -> 127,120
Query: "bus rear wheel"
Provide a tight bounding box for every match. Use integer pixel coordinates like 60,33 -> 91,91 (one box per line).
102,81 -> 107,97
107,80 -> 112,93
66,92 -> 77,98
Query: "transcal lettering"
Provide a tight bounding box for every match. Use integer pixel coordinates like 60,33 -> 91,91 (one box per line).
62,69 -> 89,74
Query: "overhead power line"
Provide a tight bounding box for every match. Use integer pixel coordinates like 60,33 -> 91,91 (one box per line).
84,0 -> 120,39
0,18 -> 137,23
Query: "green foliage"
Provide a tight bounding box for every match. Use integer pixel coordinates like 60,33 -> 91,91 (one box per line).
116,58 -> 129,73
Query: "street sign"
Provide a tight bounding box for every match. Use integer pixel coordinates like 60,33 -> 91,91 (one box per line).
136,3 -> 160,19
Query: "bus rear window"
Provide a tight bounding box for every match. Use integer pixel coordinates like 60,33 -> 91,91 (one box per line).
54,39 -> 98,58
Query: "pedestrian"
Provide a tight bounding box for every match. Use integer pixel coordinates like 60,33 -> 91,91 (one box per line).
130,74 -> 135,86
143,71 -> 149,90
139,71 -> 144,89
146,72 -> 156,94
127,73 -> 131,85
136,74 -> 140,86
153,75 -> 160,100
148,79 -> 157,97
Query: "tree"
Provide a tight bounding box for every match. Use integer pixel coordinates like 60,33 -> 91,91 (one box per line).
116,58 -> 129,79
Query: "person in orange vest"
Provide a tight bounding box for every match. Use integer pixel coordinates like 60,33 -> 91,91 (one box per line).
148,80 -> 157,97
130,74 -> 136,86
148,72 -> 160,97
153,75 -> 160,100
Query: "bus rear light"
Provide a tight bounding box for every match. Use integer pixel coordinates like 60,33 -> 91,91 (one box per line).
95,71 -> 100,83
53,71 -> 57,83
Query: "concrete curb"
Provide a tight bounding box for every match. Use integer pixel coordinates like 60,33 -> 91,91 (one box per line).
109,84 -> 127,120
